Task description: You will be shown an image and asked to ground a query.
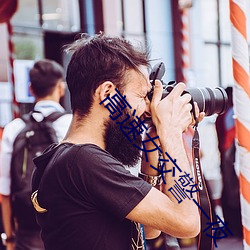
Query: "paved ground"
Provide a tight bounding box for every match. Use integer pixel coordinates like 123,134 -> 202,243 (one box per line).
181,236 -> 243,250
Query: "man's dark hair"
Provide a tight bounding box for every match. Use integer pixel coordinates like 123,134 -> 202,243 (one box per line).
65,33 -> 150,117
29,59 -> 64,98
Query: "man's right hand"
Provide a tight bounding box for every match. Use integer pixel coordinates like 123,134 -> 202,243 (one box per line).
150,80 -> 193,140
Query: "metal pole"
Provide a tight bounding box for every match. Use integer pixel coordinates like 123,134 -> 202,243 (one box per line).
78,0 -> 95,34
217,0 -> 222,87
37,0 -> 43,28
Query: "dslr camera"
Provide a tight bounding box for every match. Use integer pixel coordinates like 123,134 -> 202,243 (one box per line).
147,62 -> 228,116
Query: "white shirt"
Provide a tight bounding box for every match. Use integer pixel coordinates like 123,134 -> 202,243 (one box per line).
0,101 -> 72,195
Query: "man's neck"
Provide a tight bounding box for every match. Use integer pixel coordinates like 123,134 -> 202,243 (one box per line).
35,95 -> 60,103
62,114 -> 106,149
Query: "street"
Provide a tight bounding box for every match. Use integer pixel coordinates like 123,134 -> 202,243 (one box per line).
181,236 -> 243,250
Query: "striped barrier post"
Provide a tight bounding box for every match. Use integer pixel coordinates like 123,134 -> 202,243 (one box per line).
180,8 -> 190,83
229,0 -> 250,248
7,20 -> 19,118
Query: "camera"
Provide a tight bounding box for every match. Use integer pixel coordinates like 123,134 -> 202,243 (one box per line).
148,62 -> 228,116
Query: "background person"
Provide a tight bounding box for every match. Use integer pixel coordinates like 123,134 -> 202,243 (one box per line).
215,86 -> 242,237
0,59 -> 72,250
199,115 -> 224,221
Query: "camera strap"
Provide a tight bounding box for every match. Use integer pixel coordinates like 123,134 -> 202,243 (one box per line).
192,122 -> 214,250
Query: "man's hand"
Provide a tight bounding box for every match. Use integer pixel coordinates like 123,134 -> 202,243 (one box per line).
192,101 -> 205,126
150,80 -> 193,138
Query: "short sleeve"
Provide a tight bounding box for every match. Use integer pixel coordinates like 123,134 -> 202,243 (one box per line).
52,114 -> 72,142
0,119 -> 25,195
74,145 -> 152,220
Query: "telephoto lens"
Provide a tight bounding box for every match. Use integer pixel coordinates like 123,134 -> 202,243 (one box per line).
187,87 -> 228,116
148,62 -> 228,116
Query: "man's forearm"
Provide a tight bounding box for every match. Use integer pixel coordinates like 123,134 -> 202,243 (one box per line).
1,195 -> 14,237
140,129 -> 162,239
140,127 -> 199,238
159,131 -> 198,204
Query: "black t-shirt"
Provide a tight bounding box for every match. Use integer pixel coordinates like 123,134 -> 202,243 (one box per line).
33,143 -> 152,250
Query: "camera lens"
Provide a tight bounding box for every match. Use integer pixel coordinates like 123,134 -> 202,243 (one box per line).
187,87 -> 228,116
149,62 -> 228,117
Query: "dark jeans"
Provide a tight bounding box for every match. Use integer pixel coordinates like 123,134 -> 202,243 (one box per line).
15,229 -> 44,250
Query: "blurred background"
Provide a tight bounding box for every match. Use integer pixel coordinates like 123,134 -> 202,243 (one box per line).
2,0 -> 250,121
1,0 -> 250,249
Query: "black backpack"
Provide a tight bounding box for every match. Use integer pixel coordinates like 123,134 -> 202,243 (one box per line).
10,111 -> 64,230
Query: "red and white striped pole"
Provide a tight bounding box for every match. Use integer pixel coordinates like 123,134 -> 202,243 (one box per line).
7,20 -> 19,118
179,3 -> 194,166
230,0 -> 250,248
180,8 -> 190,83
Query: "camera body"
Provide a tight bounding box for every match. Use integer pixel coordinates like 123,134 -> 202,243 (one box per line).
147,62 -> 228,116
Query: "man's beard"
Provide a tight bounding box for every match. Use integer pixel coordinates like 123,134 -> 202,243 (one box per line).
103,110 -> 143,167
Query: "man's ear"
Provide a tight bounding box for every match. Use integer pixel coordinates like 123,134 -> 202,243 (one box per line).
58,81 -> 66,98
29,83 -> 35,97
96,81 -> 115,102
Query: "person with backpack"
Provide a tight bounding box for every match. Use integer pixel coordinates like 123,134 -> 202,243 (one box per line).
0,59 -> 72,250
215,87 -> 242,237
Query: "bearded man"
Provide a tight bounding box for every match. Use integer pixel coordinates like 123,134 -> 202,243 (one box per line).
31,33 -> 201,250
